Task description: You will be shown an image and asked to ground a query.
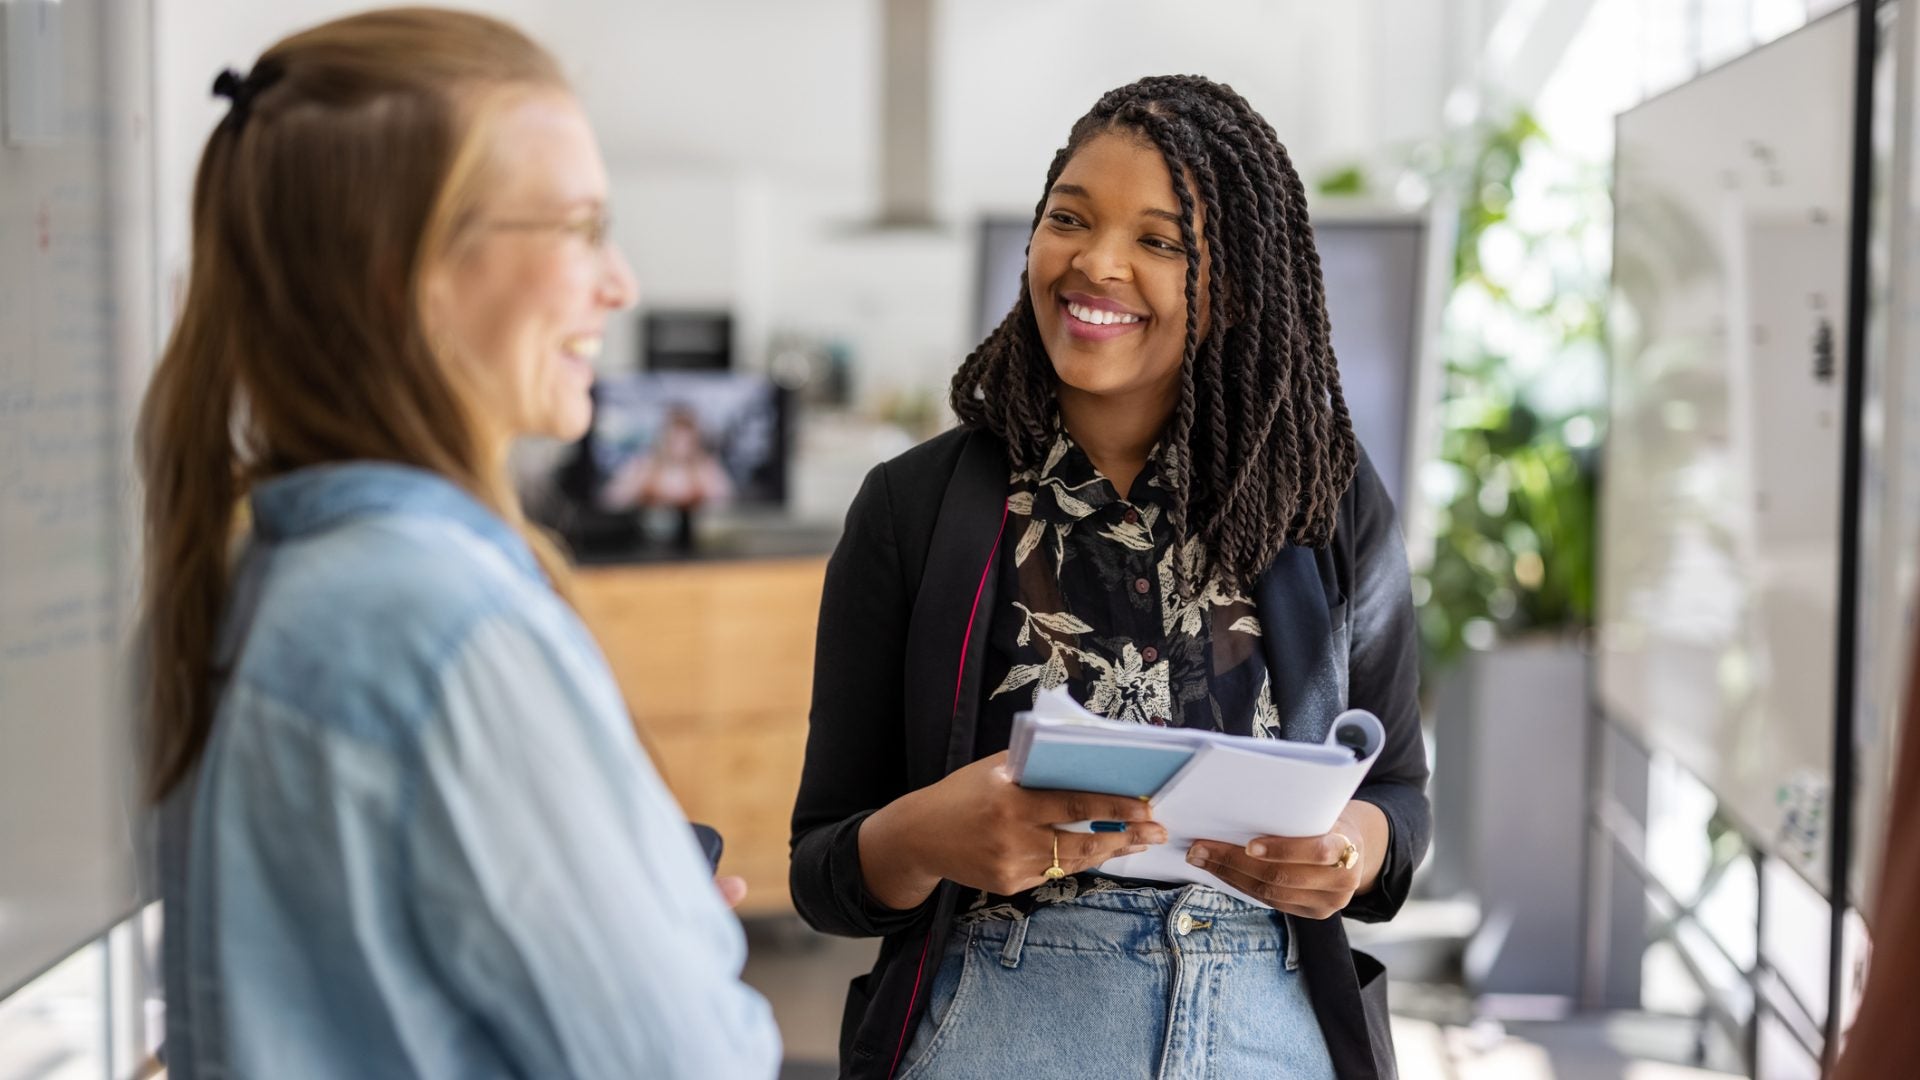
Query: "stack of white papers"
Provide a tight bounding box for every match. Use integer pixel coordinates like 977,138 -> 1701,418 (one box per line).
1008,686 -> 1384,904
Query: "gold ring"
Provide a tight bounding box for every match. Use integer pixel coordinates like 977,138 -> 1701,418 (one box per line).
1335,838 -> 1360,872
1044,832 -> 1066,881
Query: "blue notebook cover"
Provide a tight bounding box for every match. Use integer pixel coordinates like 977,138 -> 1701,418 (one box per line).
1018,740 -> 1195,799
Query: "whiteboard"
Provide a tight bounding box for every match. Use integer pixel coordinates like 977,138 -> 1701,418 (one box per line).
0,0 -> 154,998
1597,5 -> 1858,895
1857,0 -> 1920,914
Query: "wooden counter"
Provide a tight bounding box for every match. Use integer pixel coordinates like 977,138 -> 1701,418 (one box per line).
573,556 -> 827,918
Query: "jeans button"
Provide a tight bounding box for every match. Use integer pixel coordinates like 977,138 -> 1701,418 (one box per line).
1175,911 -> 1194,937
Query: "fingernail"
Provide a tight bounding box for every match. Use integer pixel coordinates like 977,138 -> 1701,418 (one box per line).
1247,842 -> 1267,858
1187,845 -> 1207,866
1090,821 -> 1128,833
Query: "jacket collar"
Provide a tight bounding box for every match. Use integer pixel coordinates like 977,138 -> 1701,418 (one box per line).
901,431 -> 1011,789
249,462 -> 542,583
1254,545 -> 1346,741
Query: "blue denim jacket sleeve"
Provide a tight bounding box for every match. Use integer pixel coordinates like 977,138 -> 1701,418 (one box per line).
406,611 -> 782,1079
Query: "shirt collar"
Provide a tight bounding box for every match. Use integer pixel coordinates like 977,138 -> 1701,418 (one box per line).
1024,427 -> 1174,525
248,462 -> 542,582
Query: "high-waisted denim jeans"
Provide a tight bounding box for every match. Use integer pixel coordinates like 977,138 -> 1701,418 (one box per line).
896,884 -> 1336,1079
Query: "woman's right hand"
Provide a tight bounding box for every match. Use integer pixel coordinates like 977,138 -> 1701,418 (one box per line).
856,751 -> 1168,911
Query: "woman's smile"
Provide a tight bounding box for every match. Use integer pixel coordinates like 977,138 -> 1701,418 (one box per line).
1060,291 -> 1149,342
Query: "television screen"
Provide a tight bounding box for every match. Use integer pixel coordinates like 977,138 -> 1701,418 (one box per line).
537,371 -> 788,553
586,371 -> 786,510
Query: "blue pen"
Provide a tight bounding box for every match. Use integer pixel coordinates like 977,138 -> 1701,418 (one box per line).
1055,820 -> 1132,834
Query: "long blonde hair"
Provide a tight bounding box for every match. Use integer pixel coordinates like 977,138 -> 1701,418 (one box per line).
137,8 -> 572,801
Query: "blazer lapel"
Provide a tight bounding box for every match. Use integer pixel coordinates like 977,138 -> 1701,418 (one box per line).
1255,544 -> 1347,742
902,431 -> 1011,789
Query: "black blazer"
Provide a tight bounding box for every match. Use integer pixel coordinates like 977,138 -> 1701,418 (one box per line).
790,426 -> 1430,1080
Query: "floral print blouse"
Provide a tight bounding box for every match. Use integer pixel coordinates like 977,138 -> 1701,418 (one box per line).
967,427 -> 1282,920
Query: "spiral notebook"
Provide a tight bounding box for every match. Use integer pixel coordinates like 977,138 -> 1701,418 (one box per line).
1008,686 -> 1384,903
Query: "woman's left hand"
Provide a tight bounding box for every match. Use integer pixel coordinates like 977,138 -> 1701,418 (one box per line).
1184,800 -> 1390,920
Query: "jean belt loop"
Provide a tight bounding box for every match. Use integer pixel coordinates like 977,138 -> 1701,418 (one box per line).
999,914 -> 1030,969
1283,912 -> 1302,972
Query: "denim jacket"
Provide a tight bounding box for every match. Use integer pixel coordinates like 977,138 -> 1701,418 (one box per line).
158,462 -> 779,1079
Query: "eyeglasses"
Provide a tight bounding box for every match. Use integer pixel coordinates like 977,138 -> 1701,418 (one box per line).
477,206 -> 614,249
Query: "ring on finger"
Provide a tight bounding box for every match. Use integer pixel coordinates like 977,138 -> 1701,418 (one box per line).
1045,832 -> 1066,881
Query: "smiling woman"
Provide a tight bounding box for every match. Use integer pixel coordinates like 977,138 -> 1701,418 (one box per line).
136,8 -> 777,1078
1027,133 -> 1211,497
792,75 -> 1428,1080
426,90 -> 636,455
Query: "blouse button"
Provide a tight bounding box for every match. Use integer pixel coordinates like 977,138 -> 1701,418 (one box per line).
1134,577 -> 1151,595
1149,715 -> 1168,726
1123,508 -> 1141,525
1141,646 -> 1159,664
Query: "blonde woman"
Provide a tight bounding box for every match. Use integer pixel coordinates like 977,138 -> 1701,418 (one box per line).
139,9 -> 779,1077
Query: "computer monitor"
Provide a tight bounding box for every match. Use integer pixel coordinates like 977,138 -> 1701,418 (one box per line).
591,371 -> 785,507
541,371 -> 788,553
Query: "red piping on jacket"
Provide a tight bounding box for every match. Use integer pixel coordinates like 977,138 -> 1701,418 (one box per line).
889,500 -> 1009,1079
887,933 -> 934,1079
953,503 -> 1010,718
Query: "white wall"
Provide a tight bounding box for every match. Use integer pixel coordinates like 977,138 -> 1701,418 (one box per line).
152,0 -> 1469,407
153,0 -> 875,358
936,0 -> 1453,220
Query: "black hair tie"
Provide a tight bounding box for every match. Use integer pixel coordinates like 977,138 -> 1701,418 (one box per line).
211,62 -> 283,126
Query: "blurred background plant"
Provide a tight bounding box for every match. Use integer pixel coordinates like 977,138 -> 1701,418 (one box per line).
1321,106 -> 1611,679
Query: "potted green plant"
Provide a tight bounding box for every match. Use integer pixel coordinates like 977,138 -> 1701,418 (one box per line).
1321,107 -> 1624,1003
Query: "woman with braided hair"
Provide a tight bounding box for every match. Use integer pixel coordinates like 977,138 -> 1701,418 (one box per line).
791,75 -> 1428,1078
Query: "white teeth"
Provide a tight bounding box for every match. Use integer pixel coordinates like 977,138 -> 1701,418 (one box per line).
562,335 -> 603,360
1066,301 -> 1141,326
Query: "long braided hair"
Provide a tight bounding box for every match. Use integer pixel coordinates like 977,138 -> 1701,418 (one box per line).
950,75 -> 1356,593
